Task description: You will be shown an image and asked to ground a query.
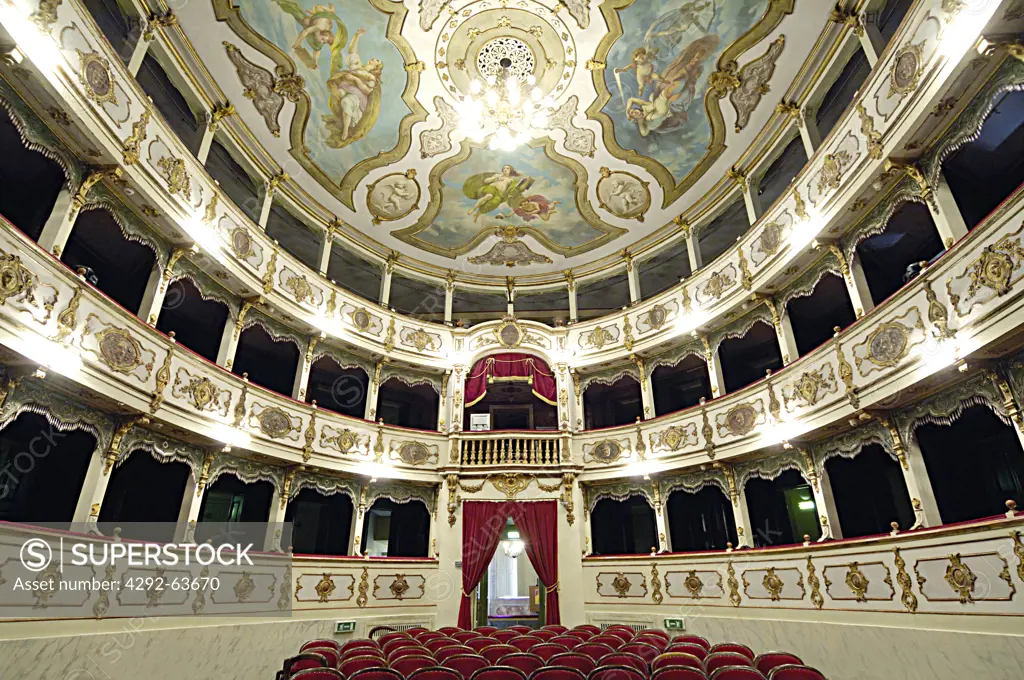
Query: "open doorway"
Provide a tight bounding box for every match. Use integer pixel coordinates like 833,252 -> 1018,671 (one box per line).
475,519 -> 543,629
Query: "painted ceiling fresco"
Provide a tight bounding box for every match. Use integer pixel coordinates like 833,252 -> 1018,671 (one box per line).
178,0 -> 827,277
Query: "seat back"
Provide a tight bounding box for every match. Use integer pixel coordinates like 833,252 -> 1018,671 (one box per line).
651,653 -> 704,671
290,670 -> 345,680
708,668 -> 765,680
531,630 -> 556,642
671,636 -> 710,652
574,625 -> 601,635
565,631 -> 593,642
438,628 -> 463,636
704,653 -> 753,674
342,640 -> 379,654
634,635 -> 668,651
590,637 -> 623,651
481,645 -> 519,664
509,626 -> 534,634
509,637 -> 536,653
587,664 -> 646,680
302,640 -> 341,652
638,630 -> 670,642
442,654 -> 490,678
385,639 -> 423,655
620,643 -> 660,664
765,666 -> 825,680
426,639 -> 459,653
348,668 -> 403,680
435,646 -> 475,663
418,632 -> 447,643
388,646 -> 430,662
340,655 -> 387,676
390,656 -> 436,676
541,625 -> 568,634
597,652 -> 648,674
549,636 -> 582,650
408,668 -> 465,680
754,654 -> 802,676
665,644 -> 707,661
650,668 -> 707,680
470,667 -> 529,680
708,644 -> 753,661
574,643 -> 615,662
530,643 -> 570,662
283,653 -> 328,676
343,648 -> 385,663
498,653 -> 545,675
453,631 -> 482,643
493,630 -> 521,643
548,653 -> 596,675
380,633 -> 413,646
602,629 -> 634,644
467,638 -> 497,652
475,626 -> 500,635
528,667 -> 587,680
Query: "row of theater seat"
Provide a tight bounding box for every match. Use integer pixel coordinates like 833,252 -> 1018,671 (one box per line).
279,624 -> 827,680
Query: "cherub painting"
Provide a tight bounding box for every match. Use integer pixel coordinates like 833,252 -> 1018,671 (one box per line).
269,0 -> 384,148
463,165 -> 559,223
603,0 -> 768,180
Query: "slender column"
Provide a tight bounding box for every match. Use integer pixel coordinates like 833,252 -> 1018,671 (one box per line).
829,245 -> 873,318
292,334 -> 321,401
858,18 -> 885,67
571,369 -> 584,432
379,255 -> 396,307
883,419 -> 942,529
257,174 -> 287,230
216,298 -> 259,370
37,187 -> 79,256
814,465 -> 843,540
927,172 -> 970,249
137,264 -> 166,325
126,19 -> 152,77
316,226 -> 335,275
652,484 -> 669,553
438,370 -> 451,432
451,364 -> 466,432
555,363 -> 572,430
683,224 -> 703,273
444,273 -> 455,324
72,446 -> 113,524
506,277 -> 515,316
797,107 -> 822,159
264,475 -> 292,552
700,335 -> 725,398
624,253 -> 641,304
733,485 -> 753,549
350,484 -> 369,556
633,355 -> 655,419
767,299 -> 800,365
173,473 -> 206,542
581,483 -> 594,556
557,475 -> 586,627
427,486 -> 440,559
729,169 -> 760,225
365,360 -> 386,420
566,271 -> 578,323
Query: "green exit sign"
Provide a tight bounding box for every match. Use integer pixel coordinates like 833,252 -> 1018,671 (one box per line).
335,621 -> 357,634
664,618 -> 685,630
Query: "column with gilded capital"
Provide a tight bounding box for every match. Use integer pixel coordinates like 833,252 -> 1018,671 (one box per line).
700,335 -> 726,398
765,298 -> 800,365
566,271 -> 578,323
633,355 -> 655,419
444,271 -> 455,324
676,218 -> 703,274
197,104 -> 235,165
570,368 -> 585,431
555,363 -> 573,430
365,359 -> 387,421
174,451 -> 215,542
828,245 -> 874,318
451,364 -> 466,432
624,252 -> 641,304
728,167 -> 761,225
39,167 -> 122,257
882,419 -> 942,529
799,450 -> 841,541
437,370 -> 452,432
716,464 -> 752,548
257,173 -> 288,229
292,333 -> 322,401
264,468 -> 294,551
216,297 -> 261,370
379,253 -> 397,307
317,222 -> 339,275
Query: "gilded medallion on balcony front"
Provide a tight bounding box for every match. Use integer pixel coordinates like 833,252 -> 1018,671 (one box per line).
717,400 -> 766,438
652,423 -> 698,452
82,314 -> 155,383
853,308 -> 927,376
947,223 -> 1024,317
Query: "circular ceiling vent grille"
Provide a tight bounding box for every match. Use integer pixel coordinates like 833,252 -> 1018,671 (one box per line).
476,37 -> 535,82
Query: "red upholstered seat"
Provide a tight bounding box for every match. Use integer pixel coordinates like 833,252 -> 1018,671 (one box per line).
481,645 -> 520,664
426,640 -> 460,653
634,636 -> 669,651
530,643 -> 570,662
708,645 -> 753,662
708,668 -> 765,680
407,628 -> 429,637
498,653 -> 546,675
418,632 -> 448,643
342,640 -> 380,654
341,656 -> 388,676
311,648 -> 340,668
603,629 -> 634,643
651,653 -> 703,672
509,626 -> 534,634
565,631 -> 593,642
510,637 -> 543,653
443,654 -> 490,678
766,666 -> 825,680
439,628 -> 463,636
665,644 -> 708,661
283,653 -> 329,676
435,646 -> 475,663
528,667 -> 587,680
621,643 -> 660,665
574,626 -> 601,635
548,653 -> 597,675
531,630 -> 557,642
493,631 -> 521,644
391,656 -> 437,677
672,637 -> 710,652
302,640 -> 341,652
638,631 -> 670,642
550,636 -> 582,650
291,670 -> 345,680
650,668 -> 707,680
454,631 -> 483,643
541,625 -> 568,634
467,638 -> 498,652
590,637 -> 623,651
349,668 -> 403,680
754,654 -> 802,677
475,627 -> 500,635
389,646 -> 431,662
704,653 -> 753,674
597,652 -> 648,675
343,649 -> 385,663
386,639 -> 424,656
408,668 -> 464,680
574,643 -> 616,662
381,633 -> 414,646
471,668 -> 528,680
587,664 -> 646,680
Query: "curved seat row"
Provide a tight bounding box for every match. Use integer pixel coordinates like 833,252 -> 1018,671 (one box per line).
277,625 -> 827,680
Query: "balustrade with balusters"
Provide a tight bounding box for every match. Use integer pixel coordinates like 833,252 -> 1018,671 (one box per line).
458,432 -> 565,466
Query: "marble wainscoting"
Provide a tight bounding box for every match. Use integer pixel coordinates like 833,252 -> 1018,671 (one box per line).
0,613 -> 431,680
589,608 -> 1024,680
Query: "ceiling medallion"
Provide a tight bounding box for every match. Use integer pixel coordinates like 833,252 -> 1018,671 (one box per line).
495,316 -> 524,348
367,170 -> 420,224
77,51 -> 117,106
596,168 -> 651,221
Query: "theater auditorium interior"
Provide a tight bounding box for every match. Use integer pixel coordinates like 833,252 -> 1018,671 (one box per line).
0,0 -> 1023,678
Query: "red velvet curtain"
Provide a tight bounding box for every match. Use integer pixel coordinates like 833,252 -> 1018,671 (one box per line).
458,501 -> 510,628
464,353 -> 557,407
511,500 -> 560,625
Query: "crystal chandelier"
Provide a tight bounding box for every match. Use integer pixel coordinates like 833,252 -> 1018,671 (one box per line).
456,57 -> 555,151
503,538 -> 525,559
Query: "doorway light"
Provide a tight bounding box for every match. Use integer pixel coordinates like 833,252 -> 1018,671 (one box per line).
797,500 -> 816,511
507,530 -> 520,539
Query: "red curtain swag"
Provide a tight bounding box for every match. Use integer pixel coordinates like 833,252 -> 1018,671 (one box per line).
457,500 -> 561,628
464,353 -> 557,407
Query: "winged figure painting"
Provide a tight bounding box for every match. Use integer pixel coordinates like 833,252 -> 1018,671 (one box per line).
463,165 -> 560,224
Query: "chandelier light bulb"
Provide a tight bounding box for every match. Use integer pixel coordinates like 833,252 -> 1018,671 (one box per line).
470,79 -> 483,95
526,74 -> 536,86
485,90 -> 499,107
